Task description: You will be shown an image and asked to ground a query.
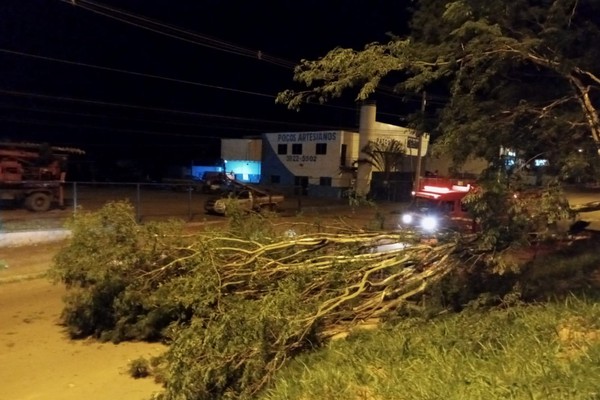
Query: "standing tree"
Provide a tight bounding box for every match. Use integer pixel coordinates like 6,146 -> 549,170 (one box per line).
358,138 -> 407,200
359,138 -> 406,181
277,0 -> 600,179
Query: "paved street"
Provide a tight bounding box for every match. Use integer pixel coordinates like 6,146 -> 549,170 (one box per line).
565,188 -> 600,230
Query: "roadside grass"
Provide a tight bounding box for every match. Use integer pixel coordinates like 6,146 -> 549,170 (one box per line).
260,297 -> 600,400
521,248 -> 600,301
0,216 -> 67,232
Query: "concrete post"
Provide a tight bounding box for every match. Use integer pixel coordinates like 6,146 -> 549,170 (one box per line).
356,101 -> 376,197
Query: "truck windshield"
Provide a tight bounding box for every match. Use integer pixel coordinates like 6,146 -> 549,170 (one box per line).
412,197 -> 456,213
412,198 -> 441,213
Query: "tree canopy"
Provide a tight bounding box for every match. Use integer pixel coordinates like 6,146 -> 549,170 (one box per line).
277,0 -> 600,179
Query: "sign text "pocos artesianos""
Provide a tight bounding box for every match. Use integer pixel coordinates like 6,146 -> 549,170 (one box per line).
277,132 -> 337,143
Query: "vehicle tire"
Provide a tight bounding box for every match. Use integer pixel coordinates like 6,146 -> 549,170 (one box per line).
25,192 -> 52,212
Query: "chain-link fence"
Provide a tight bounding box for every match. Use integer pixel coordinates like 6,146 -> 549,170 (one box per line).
1,180 -> 365,232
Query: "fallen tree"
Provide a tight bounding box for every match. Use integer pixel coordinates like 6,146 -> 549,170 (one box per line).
48,201 -> 530,399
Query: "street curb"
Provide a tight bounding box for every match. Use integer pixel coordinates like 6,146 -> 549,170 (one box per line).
0,229 -> 72,248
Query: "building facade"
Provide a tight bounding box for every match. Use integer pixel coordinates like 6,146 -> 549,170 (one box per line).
260,130 -> 359,197
258,103 -> 429,198
215,103 -> 431,198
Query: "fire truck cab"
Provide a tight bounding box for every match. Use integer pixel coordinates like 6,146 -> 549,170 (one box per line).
399,178 -> 475,232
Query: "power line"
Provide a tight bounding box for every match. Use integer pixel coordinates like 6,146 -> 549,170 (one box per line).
0,47 -> 276,99
0,103 -> 240,129
0,114 -> 425,140
0,116 -> 214,137
0,48 -> 396,119
59,0 -> 296,69
0,116 -> 270,137
0,102 -> 356,133
0,88 -> 272,120
0,89 -> 424,135
0,89 -> 362,132
57,0 -> 432,112
2,1 -> 417,131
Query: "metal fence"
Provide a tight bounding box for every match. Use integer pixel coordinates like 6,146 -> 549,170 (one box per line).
0,181 -> 357,232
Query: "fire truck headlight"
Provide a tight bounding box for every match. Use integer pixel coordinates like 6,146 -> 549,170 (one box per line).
420,216 -> 438,231
401,214 -> 413,224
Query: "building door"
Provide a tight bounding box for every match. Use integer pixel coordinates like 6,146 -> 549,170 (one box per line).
294,176 -> 309,196
340,144 -> 347,167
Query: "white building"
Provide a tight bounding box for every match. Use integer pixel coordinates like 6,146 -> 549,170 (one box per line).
259,102 -> 429,197
260,129 -> 358,196
217,103 -> 430,198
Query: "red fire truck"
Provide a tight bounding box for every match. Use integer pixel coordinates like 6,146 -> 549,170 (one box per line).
399,177 -> 476,232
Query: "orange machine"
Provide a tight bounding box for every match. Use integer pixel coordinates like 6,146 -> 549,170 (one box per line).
0,143 -> 83,211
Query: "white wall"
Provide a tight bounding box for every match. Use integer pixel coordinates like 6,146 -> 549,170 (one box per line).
262,130 -> 356,188
371,122 -> 428,157
221,138 -> 262,161
424,155 -> 488,178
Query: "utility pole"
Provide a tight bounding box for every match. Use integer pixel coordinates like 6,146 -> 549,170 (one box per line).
413,91 -> 427,192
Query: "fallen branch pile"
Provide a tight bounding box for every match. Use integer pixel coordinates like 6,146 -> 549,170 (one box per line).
50,202 -> 474,399
157,231 -> 471,399
178,232 -> 460,335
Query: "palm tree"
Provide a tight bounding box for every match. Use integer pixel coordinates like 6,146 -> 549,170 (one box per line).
355,139 -> 407,200
358,139 -> 406,182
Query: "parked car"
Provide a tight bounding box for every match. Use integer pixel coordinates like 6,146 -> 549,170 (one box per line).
201,177 -> 231,193
204,186 -> 285,215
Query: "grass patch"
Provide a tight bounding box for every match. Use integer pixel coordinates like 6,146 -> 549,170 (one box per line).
519,240 -> 600,301
260,297 -> 600,400
1,218 -> 67,233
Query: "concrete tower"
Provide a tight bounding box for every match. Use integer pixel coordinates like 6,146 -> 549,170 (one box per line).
356,101 -> 376,196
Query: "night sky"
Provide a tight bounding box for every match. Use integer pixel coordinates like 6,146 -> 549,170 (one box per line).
0,0 -> 414,177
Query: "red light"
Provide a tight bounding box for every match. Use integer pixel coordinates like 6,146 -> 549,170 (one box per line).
423,185 -> 450,193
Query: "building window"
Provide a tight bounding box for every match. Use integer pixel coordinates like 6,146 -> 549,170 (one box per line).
294,176 -> 308,186
407,137 -> 419,149
319,177 -> 332,186
277,144 -> 287,155
316,143 -> 327,155
292,143 -> 302,155
270,175 -> 280,184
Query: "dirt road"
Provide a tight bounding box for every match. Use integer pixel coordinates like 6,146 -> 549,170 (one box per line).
0,242 -> 166,400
